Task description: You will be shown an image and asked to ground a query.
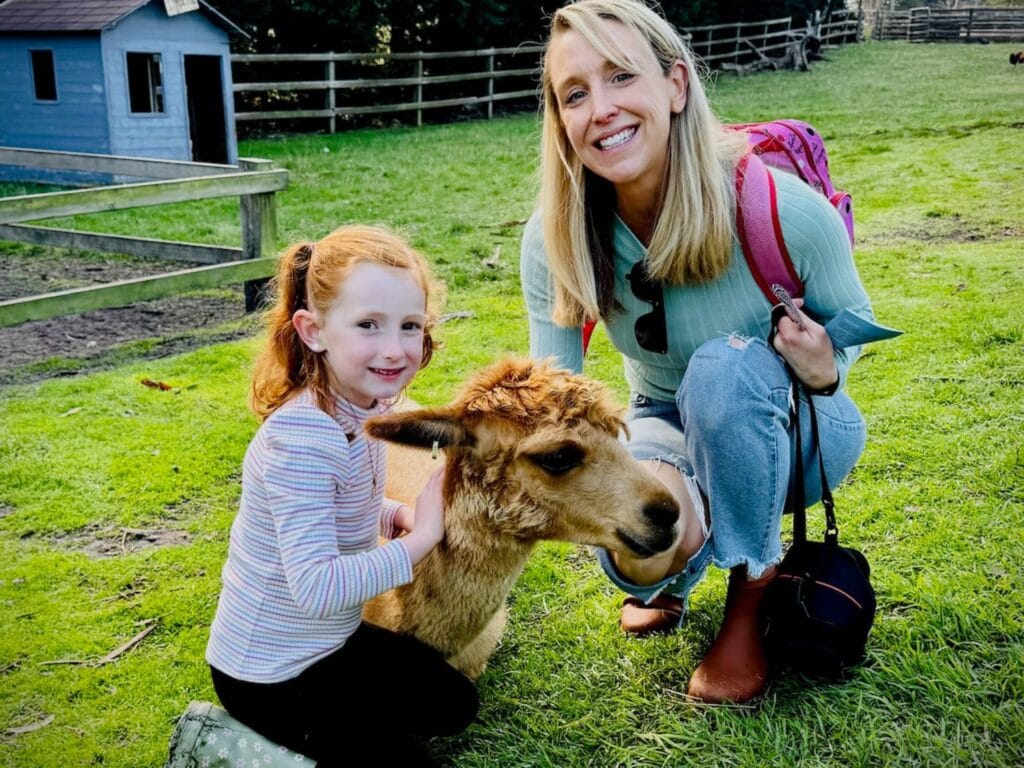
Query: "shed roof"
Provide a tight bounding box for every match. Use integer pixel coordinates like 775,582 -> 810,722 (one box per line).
0,0 -> 245,37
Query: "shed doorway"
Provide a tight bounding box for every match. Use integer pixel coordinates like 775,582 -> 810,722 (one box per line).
184,54 -> 228,163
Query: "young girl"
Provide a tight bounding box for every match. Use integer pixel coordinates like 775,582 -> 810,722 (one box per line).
205,225 -> 478,766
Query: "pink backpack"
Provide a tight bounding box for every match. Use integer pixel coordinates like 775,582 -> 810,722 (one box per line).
733,118 -> 854,303
580,118 -> 852,353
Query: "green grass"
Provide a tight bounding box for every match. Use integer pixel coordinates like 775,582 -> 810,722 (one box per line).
2,41 -> 1023,766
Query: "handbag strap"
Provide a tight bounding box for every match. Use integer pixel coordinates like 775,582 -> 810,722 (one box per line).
777,345 -> 839,546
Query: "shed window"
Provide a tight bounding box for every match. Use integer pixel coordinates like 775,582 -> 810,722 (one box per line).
127,52 -> 164,113
30,49 -> 57,101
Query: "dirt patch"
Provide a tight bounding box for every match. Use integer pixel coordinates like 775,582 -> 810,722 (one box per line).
53,524 -> 192,559
862,216 -> 1023,246
0,250 -> 190,301
0,248 -> 260,382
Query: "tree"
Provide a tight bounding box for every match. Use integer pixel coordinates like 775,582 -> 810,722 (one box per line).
388,0 -> 506,51
660,0 -> 824,29
218,0 -> 389,53
214,1 -> 840,55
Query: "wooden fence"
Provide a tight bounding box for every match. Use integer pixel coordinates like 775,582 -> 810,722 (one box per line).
231,10 -> 863,131
686,9 -> 862,66
232,45 -> 542,130
872,6 -> 1024,42
0,149 -> 287,327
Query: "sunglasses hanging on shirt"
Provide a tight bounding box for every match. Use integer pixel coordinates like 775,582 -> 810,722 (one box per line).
627,261 -> 668,354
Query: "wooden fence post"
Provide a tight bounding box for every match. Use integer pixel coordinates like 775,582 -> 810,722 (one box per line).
327,55 -> 336,134
239,158 -> 278,311
416,57 -> 424,127
966,8 -> 974,39
487,51 -> 495,120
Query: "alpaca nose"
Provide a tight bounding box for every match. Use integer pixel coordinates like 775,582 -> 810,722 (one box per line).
642,499 -> 679,529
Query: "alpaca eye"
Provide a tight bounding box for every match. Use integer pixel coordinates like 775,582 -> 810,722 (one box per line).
529,445 -> 584,475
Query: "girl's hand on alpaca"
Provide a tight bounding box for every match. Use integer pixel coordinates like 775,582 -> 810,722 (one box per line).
401,466 -> 447,564
414,466 -> 446,543
393,504 -> 415,535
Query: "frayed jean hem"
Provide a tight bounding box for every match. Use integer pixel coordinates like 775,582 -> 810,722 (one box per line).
594,536 -> 714,608
712,552 -> 783,581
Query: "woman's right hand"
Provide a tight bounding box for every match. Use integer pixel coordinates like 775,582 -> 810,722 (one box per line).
401,465 -> 447,564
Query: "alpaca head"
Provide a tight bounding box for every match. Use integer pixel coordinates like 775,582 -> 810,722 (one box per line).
366,358 -> 680,557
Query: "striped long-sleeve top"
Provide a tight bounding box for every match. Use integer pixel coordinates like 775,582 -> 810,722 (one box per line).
206,389 -> 412,683
521,168 -> 874,400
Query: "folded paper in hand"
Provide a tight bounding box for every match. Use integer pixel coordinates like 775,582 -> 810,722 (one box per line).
823,309 -> 902,350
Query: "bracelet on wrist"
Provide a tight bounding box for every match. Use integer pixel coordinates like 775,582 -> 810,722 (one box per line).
805,372 -> 840,397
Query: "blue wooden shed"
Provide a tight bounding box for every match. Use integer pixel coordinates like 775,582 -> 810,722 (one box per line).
0,0 -> 245,168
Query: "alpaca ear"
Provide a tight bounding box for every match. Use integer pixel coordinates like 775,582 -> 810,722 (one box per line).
365,408 -> 473,450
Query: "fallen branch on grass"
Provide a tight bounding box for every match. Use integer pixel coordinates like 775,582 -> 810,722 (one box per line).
40,621 -> 158,667
6,714 -> 55,735
720,33 -> 821,75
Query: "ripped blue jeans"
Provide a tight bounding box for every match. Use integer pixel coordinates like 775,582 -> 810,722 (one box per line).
597,336 -> 866,612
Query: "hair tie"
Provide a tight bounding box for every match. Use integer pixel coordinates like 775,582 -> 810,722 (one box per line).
293,243 -> 314,309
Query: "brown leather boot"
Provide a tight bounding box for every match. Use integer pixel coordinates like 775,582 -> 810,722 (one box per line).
620,594 -> 685,636
687,565 -> 777,704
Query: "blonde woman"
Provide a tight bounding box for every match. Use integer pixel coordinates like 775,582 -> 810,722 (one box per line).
522,0 -> 875,704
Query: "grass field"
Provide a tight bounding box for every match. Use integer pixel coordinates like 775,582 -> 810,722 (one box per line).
1,41 -> 1022,767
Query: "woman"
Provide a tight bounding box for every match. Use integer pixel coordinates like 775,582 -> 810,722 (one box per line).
521,0 -> 874,704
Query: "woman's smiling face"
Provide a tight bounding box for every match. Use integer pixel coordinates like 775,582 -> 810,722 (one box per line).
546,18 -> 687,207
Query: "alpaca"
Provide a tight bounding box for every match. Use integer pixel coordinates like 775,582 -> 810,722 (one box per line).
363,358 -> 680,678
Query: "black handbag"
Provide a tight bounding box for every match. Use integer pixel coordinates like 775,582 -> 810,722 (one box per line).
760,363 -> 877,679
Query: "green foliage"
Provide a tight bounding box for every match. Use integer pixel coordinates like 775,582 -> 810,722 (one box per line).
225,0 -> 392,53
216,0 -> 831,53
2,41 -> 1023,768
662,0 -> 823,28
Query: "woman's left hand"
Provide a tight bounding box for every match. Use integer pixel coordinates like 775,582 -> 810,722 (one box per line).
771,299 -> 839,391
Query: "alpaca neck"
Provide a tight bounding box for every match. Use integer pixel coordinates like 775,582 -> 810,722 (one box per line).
404,484 -> 535,655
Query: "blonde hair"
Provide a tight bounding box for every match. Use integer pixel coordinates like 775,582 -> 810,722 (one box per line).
250,225 -> 443,420
539,0 -> 748,325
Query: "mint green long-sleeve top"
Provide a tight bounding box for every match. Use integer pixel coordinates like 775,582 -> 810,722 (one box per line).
520,168 -> 874,402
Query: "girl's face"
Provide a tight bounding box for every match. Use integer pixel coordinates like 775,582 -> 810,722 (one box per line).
306,262 -> 427,408
547,19 -> 687,208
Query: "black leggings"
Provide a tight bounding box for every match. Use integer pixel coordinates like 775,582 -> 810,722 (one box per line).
210,622 -> 479,767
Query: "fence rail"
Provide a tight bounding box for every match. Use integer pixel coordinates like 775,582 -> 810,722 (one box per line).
872,6 -> 1024,41
231,10 -> 863,130
0,149 -> 286,327
686,10 -> 861,64
233,45 -> 542,129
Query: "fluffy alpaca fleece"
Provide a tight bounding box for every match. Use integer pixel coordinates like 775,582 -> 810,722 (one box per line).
363,358 -> 680,679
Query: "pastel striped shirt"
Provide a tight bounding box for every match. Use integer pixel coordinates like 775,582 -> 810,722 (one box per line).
206,389 -> 412,683
521,168 -> 874,400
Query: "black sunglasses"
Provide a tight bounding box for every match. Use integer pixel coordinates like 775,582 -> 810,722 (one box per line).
627,261 -> 667,354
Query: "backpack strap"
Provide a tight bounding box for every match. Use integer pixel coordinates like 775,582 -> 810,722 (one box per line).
582,317 -> 597,355
735,152 -> 804,303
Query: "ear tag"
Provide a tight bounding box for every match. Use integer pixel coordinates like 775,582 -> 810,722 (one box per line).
432,440 -> 440,460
